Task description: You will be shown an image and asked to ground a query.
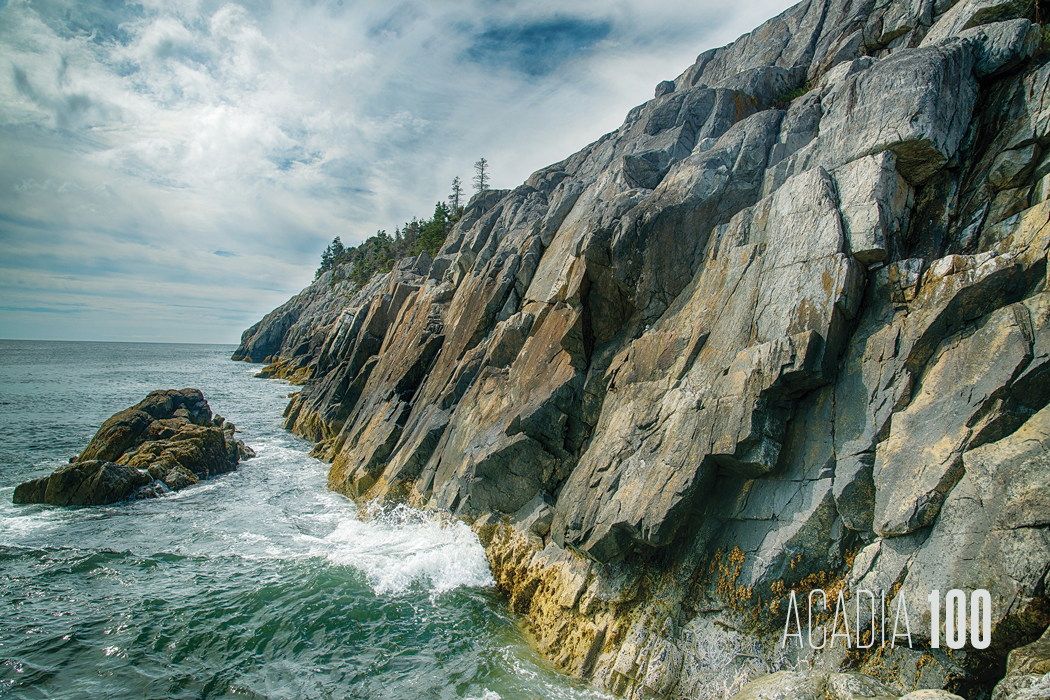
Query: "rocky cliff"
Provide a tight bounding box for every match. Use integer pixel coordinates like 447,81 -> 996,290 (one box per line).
234,0 -> 1050,697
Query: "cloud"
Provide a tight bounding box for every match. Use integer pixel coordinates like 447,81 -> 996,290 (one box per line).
0,0 -> 797,343
366,2 -> 424,40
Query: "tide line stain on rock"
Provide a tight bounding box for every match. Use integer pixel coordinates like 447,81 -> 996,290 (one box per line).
13,388 -> 254,507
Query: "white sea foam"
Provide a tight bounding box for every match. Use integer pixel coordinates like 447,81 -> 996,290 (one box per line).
237,531 -> 269,543
309,503 -> 494,597
0,489 -> 65,543
465,692 -> 502,700
165,480 -> 221,498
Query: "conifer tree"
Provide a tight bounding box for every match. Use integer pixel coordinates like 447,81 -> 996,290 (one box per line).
316,236 -> 346,278
473,158 -> 489,194
449,176 -> 463,209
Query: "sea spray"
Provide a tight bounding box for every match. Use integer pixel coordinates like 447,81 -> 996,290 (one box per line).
308,501 -> 495,598
0,340 -> 609,700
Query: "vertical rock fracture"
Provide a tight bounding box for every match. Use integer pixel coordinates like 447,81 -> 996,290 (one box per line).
235,1 -> 1050,697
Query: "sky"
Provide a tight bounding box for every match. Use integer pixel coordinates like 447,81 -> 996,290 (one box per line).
0,0 -> 796,344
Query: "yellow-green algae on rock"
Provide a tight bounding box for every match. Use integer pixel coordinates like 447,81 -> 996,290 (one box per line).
14,388 -> 254,506
233,0 -> 1050,696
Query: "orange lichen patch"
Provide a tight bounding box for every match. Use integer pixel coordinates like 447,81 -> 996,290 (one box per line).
858,644 -> 904,687
708,546 -> 761,621
857,644 -> 970,695
729,90 -> 759,121
888,581 -> 903,604
913,650 -> 937,687
763,561 -> 856,635
844,628 -> 878,669
478,522 -> 683,694
769,579 -> 788,617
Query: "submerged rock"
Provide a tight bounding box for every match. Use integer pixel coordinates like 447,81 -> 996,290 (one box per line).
13,389 -> 253,506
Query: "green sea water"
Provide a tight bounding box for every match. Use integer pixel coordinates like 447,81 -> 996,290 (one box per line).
0,340 -> 607,700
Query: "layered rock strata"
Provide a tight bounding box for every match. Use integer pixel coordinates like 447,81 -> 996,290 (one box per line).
13,389 -> 253,506
236,0 -> 1050,697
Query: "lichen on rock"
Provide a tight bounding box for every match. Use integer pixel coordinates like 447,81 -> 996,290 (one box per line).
13,389 -> 253,506
234,0 -> 1050,696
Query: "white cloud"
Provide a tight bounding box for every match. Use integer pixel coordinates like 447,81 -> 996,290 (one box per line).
0,0 -> 797,343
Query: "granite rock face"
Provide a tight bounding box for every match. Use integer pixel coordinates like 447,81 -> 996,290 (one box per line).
13,389 -> 253,506
993,624 -> 1050,699
235,0 -> 1050,696
727,671 -> 964,700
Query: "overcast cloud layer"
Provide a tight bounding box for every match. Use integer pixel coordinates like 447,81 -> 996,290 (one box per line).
0,0 -> 795,344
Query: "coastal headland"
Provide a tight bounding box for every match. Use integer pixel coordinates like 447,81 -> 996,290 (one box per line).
234,0 -> 1050,696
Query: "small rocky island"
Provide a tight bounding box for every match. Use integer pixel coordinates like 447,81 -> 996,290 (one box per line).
13,388 -> 254,506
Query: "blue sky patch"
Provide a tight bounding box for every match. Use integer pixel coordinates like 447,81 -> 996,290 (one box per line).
466,17 -> 614,77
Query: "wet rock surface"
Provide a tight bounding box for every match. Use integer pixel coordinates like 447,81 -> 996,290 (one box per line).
235,0 -> 1050,696
13,389 -> 254,506
727,671 -> 964,700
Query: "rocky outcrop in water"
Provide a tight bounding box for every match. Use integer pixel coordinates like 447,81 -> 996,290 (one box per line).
235,0 -> 1050,697
13,389 -> 254,506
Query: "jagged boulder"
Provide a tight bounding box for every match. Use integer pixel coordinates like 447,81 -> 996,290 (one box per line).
922,0 -> 1036,46
814,42 -> 979,184
13,389 -> 253,506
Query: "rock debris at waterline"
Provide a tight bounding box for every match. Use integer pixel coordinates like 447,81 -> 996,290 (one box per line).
13,389 -> 255,506
234,0 -> 1050,698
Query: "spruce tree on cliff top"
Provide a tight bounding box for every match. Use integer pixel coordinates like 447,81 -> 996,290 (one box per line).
473,158 -> 489,193
449,176 -> 463,210
315,198 -> 460,288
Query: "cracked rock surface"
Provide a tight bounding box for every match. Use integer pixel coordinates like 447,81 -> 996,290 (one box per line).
13,389 -> 254,506
235,0 -> 1050,696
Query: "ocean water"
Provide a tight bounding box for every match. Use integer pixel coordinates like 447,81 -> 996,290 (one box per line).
0,340 -> 606,700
